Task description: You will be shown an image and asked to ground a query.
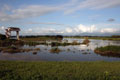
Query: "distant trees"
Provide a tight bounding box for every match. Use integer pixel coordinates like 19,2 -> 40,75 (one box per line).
20,35 -> 62,38
20,35 -> 63,41
111,35 -> 120,38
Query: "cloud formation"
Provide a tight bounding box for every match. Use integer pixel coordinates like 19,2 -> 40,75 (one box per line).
0,24 -> 120,35
64,0 -> 120,14
100,28 -> 119,33
0,26 -> 5,33
20,24 -> 120,35
0,0 -> 120,21
74,24 -> 97,33
0,5 -> 60,21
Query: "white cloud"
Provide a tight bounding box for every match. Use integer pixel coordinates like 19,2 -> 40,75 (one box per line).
28,28 -> 32,32
0,5 -> 61,21
0,0 -> 120,21
10,24 -> 118,35
0,26 -> 5,34
64,24 -> 119,35
66,28 -> 73,33
74,24 -> 97,33
21,27 -> 64,35
100,28 -> 119,33
64,0 -> 120,14
0,24 -> 119,35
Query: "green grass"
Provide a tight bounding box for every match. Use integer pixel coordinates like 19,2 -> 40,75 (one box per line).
89,37 -> 120,41
21,37 -> 62,41
95,45 -> 120,52
94,45 -> 120,57
0,61 -> 120,80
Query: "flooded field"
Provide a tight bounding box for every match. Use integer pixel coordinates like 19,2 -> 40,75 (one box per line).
0,38 -> 120,61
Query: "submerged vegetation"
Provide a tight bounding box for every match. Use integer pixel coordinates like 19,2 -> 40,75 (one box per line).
95,45 -> 120,57
0,39 -> 24,47
82,37 -> 90,44
0,61 -> 120,80
0,46 -> 40,53
50,47 -> 61,53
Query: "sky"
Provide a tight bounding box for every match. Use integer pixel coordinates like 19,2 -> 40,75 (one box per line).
0,0 -> 120,36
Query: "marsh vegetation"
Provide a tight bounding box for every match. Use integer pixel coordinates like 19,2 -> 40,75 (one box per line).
95,45 -> 120,57
0,34 -> 120,61
0,34 -> 120,79
65,35 -> 120,41
0,46 -> 40,53
0,61 -> 120,80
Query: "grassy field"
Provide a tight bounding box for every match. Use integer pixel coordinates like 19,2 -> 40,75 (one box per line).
0,61 -> 120,80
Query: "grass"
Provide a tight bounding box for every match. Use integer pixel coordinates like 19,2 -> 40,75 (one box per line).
21,36 -> 62,41
0,61 -> 120,80
95,45 -> 120,57
95,45 -> 120,52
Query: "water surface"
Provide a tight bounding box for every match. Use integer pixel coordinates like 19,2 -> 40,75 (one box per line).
0,38 -> 120,61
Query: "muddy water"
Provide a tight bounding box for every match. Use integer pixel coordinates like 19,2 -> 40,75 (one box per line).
0,38 -> 120,61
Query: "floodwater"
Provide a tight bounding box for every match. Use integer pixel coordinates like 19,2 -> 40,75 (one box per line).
0,38 -> 120,61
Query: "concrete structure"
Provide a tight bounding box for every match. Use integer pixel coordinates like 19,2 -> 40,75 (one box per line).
5,27 -> 20,40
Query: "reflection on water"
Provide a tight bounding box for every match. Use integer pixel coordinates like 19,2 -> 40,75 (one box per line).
0,38 -> 120,61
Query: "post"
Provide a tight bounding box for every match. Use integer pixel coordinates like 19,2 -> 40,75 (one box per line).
5,29 -> 11,39
16,31 -> 20,40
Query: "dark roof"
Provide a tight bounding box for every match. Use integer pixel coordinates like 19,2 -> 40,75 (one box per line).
8,27 -> 20,31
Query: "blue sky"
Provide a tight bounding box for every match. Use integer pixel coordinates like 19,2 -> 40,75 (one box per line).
0,0 -> 120,36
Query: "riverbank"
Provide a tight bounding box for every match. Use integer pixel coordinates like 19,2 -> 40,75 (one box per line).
0,61 -> 120,80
